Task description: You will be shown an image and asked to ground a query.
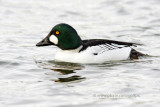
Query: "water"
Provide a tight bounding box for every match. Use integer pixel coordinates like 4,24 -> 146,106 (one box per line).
0,0 -> 160,107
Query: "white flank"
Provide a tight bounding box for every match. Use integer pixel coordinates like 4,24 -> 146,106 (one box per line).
49,35 -> 58,44
54,46 -> 132,64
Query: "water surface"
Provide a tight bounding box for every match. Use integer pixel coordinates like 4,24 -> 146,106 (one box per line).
0,0 -> 160,107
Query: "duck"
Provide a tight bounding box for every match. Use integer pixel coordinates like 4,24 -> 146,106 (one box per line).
36,23 -> 146,64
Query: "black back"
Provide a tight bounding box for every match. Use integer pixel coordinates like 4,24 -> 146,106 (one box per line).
80,39 -> 141,52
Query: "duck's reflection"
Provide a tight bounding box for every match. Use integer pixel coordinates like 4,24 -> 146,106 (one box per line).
51,69 -> 75,75
55,75 -> 85,82
54,69 -> 85,82
36,60 -> 85,83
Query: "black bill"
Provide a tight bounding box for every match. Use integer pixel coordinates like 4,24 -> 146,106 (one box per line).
36,36 -> 53,47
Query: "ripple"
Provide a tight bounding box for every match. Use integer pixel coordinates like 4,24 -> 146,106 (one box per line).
55,75 -> 86,83
35,60 -> 84,70
0,61 -> 9,65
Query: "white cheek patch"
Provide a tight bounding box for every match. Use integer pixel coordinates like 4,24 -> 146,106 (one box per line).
49,35 -> 58,45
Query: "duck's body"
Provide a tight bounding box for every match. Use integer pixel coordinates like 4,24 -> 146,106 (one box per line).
55,46 -> 131,63
54,39 -> 142,63
36,23 -> 146,64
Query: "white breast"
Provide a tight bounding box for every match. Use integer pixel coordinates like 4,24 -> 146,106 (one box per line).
54,46 -> 132,64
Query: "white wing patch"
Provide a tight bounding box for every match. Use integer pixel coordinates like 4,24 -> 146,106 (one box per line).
86,43 -> 129,55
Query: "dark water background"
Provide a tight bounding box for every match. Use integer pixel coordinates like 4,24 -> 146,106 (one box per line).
0,0 -> 160,107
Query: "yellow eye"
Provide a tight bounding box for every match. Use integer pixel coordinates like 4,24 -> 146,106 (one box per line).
56,31 -> 60,35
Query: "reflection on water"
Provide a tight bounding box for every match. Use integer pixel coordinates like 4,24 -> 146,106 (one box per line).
35,60 -> 84,70
55,75 -> 85,82
35,60 -> 85,82
52,69 -> 75,75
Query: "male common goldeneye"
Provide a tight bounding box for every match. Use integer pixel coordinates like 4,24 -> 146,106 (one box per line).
36,23 -> 146,64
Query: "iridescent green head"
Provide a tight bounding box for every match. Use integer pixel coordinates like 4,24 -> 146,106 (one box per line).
36,23 -> 82,50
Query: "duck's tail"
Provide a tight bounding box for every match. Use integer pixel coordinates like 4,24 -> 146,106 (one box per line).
130,49 -> 148,59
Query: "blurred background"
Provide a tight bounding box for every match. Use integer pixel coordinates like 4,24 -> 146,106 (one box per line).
0,0 -> 160,107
